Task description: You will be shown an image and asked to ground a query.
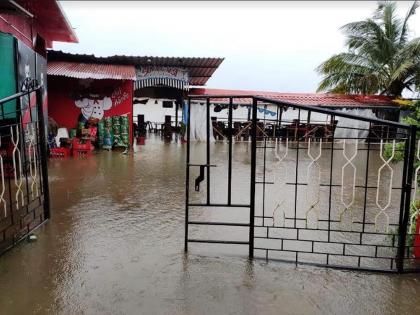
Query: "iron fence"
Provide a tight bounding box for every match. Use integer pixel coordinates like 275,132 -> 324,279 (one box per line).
185,95 -> 420,273
0,84 -> 50,255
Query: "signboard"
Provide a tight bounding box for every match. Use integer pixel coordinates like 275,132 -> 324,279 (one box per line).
135,66 -> 189,91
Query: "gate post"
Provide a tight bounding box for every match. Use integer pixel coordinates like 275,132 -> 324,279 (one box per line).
184,98 -> 191,252
249,98 -> 258,258
36,87 -> 51,220
397,125 -> 417,272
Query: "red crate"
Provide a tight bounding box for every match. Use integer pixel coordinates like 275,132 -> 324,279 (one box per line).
72,138 -> 91,150
50,147 -> 71,158
72,138 -> 92,157
137,136 -> 145,145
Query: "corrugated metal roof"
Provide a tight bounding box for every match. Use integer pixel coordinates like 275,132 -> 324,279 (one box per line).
47,50 -> 224,86
47,61 -> 136,80
189,88 -> 398,108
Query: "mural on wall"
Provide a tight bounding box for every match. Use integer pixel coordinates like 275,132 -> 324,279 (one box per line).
75,96 -> 113,123
48,77 -> 134,144
72,79 -> 130,125
17,40 -> 35,103
36,53 -> 47,112
17,40 -> 37,127
111,86 -> 129,106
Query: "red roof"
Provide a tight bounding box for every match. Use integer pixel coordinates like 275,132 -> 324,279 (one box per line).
48,61 -> 136,80
48,50 -> 224,86
189,88 -> 397,108
39,0 -> 78,44
0,0 -> 77,50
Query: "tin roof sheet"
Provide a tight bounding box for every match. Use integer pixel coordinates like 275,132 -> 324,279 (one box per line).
189,88 -> 398,108
47,61 -> 136,80
47,50 -> 224,85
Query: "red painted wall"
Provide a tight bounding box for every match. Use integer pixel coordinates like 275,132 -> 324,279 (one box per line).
48,76 -> 133,144
0,0 -> 74,51
0,13 -> 33,50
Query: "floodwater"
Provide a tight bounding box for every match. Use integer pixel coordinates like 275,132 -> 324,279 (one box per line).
0,135 -> 420,314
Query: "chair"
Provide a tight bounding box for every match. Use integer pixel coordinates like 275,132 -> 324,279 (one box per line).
55,127 -> 69,147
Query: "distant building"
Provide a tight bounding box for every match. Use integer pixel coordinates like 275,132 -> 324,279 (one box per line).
46,50 -> 223,144
46,49 -> 401,144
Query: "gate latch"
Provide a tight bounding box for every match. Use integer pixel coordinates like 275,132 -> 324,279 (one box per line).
190,164 -> 216,192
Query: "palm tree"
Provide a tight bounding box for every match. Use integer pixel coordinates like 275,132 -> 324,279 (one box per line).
316,1 -> 420,97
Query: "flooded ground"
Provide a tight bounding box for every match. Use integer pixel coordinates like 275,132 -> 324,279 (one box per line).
1,135 -> 420,314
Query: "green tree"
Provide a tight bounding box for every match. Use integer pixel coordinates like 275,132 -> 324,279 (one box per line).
317,1 -> 420,97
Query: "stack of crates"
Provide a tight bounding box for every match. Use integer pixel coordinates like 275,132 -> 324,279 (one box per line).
97,120 -> 104,147
102,117 -> 113,150
120,115 -> 129,147
112,116 -> 123,147
72,138 -> 92,157
50,147 -> 71,158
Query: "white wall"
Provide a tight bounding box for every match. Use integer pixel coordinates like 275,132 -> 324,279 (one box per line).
134,99 -> 374,127
133,98 -> 181,123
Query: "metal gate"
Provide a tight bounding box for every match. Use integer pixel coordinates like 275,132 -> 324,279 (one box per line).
0,83 -> 50,255
184,97 -> 256,257
185,95 -> 420,273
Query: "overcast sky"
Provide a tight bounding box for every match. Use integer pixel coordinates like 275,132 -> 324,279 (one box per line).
55,1 -> 420,94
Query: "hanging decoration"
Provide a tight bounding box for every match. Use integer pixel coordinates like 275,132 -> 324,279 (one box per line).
257,107 -> 276,117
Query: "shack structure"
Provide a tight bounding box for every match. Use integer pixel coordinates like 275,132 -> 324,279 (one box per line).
46,50 -> 224,145
189,88 -> 401,142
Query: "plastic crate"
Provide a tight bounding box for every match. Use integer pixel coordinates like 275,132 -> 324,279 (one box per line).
50,147 -> 71,158
72,138 -> 92,157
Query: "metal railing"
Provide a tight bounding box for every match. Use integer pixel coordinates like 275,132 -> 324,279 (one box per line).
0,85 -> 50,255
185,95 -> 420,273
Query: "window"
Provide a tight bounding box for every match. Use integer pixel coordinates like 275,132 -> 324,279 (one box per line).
162,101 -> 173,108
